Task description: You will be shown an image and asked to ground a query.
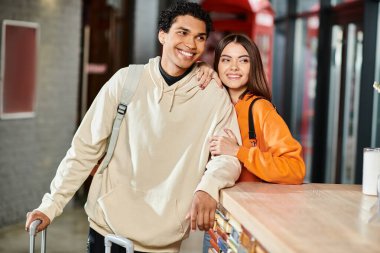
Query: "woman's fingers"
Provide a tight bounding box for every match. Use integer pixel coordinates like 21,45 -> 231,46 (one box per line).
212,72 -> 223,88
224,129 -> 237,142
197,69 -> 205,82
197,63 -> 219,89
209,138 -> 221,156
209,136 -> 222,142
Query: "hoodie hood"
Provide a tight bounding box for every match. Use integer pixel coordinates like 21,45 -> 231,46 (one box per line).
148,56 -> 201,111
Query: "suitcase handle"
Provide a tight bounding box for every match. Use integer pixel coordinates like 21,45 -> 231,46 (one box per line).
29,220 -> 47,253
104,234 -> 133,253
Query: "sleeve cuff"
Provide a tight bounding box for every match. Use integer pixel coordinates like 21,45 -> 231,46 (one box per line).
35,194 -> 60,223
195,177 -> 220,202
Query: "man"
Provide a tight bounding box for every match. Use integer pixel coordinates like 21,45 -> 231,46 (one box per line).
26,2 -> 241,252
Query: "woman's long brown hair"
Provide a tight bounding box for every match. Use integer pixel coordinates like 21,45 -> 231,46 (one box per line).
213,33 -> 271,101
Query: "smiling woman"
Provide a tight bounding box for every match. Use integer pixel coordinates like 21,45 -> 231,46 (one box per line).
210,33 -> 305,184
203,33 -> 306,253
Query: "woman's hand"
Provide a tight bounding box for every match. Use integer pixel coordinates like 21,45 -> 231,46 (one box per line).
196,62 -> 222,89
209,129 -> 240,156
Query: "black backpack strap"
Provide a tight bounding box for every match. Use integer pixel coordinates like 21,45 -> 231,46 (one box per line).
248,97 -> 264,142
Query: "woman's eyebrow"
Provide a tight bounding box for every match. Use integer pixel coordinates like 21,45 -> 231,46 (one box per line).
220,55 -> 249,58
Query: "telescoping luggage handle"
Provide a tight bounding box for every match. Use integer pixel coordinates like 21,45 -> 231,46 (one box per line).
105,234 -> 134,253
29,220 -> 47,253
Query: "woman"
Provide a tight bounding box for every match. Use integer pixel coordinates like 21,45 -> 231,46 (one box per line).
209,33 -> 305,183
202,33 -> 305,252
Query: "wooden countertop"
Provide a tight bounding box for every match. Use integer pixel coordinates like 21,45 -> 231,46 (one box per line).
220,183 -> 380,253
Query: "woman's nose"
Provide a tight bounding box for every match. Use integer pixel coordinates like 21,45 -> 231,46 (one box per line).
230,62 -> 238,70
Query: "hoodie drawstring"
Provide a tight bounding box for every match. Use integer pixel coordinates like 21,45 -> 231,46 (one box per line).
157,79 -> 178,112
169,85 -> 178,112
157,79 -> 164,104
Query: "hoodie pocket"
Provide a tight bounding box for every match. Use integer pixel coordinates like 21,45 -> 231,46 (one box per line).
85,172 -> 111,229
98,184 -> 186,247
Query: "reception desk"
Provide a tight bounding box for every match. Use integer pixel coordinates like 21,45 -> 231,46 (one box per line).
219,183 -> 380,253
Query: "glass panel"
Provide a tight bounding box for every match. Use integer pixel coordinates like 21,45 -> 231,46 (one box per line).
373,2 -> 380,148
272,22 -> 287,113
296,0 -> 320,13
107,0 -> 122,10
331,0 -> 359,6
325,25 -> 343,183
373,92 -> 380,147
271,0 -> 287,18
291,19 -> 304,134
340,24 -> 363,184
291,15 -> 319,182
255,33 -> 271,86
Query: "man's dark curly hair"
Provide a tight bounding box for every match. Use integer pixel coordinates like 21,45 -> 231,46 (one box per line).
158,1 -> 213,37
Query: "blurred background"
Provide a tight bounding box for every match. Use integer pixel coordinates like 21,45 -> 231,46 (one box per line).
0,0 -> 380,251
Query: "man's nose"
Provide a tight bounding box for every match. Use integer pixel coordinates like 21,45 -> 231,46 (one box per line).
184,37 -> 196,49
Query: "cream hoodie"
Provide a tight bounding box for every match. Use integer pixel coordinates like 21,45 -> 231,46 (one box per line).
37,57 -> 241,252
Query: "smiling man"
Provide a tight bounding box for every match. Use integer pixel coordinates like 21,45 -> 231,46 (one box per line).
158,14 -> 206,76
26,2 -> 241,253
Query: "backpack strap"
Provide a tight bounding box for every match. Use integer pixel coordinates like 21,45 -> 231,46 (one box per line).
98,65 -> 144,174
248,97 -> 277,144
248,97 -> 264,142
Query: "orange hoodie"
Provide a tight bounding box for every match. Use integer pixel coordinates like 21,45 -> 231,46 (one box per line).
235,94 -> 305,184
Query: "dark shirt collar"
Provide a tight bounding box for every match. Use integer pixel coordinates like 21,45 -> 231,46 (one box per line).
159,62 -> 194,86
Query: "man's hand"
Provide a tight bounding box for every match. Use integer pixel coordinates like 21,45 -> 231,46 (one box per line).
189,191 -> 217,231
25,210 -> 51,233
196,62 -> 223,89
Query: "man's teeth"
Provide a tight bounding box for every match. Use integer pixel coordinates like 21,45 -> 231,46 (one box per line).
179,50 -> 194,57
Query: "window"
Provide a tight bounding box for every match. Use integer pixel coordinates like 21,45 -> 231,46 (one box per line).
272,22 -> 286,111
271,0 -> 288,18
297,0 -> 319,13
291,15 -> 319,182
373,2 -> 380,147
331,0 -> 359,7
1,20 -> 39,119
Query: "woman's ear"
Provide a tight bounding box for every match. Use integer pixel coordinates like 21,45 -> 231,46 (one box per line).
158,30 -> 166,45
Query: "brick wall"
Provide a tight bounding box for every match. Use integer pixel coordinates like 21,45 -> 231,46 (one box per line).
0,0 -> 82,227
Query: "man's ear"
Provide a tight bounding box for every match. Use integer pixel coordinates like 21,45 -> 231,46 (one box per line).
158,30 -> 166,45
